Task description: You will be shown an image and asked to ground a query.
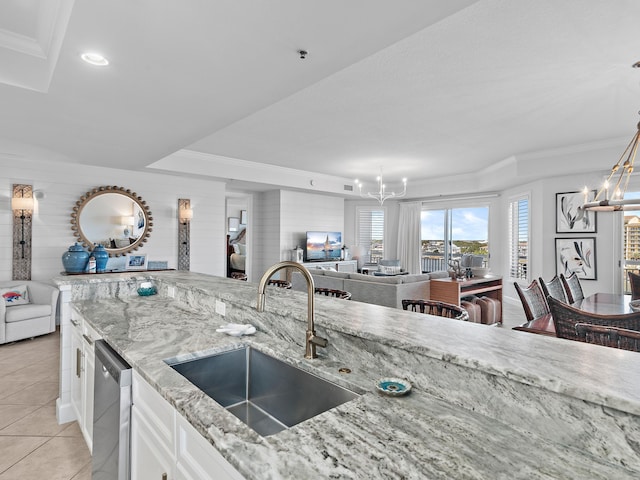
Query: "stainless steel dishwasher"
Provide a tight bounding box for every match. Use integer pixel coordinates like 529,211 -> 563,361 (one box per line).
93,340 -> 132,480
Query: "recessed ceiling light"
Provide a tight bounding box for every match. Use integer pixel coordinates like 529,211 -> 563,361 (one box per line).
81,52 -> 109,66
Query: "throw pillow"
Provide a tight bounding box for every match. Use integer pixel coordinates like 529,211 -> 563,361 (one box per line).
237,244 -> 247,255
1,285 -> 30,306
233,244 -> 241,254
378,265 -> 402,275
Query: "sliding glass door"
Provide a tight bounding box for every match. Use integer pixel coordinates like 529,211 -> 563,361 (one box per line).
420,207 -> 489,273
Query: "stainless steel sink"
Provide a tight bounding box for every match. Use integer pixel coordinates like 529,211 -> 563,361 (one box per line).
166,346 -> 359,436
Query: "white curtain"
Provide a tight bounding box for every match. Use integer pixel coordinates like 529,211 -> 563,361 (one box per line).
397,202 -> 422,274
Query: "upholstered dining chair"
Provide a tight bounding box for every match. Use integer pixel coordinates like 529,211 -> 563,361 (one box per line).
539,275 -> 567,303
314,287 -> 352,300
267,279 -> 292,289
401,299 -> 469,321
574,323 -> 640,352
629,271 -> 640,300
547,296 -> 640,342
514,280 -> 550,322
560,273 -> 585,304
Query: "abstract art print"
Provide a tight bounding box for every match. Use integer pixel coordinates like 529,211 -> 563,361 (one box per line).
556,191 -> 596,233
555,237 -> 596,280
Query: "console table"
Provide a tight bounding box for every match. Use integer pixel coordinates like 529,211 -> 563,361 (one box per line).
430,276 -> 503,323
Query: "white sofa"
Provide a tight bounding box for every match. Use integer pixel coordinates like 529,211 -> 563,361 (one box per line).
292,269 -> 449,309
0,281 -> 59,344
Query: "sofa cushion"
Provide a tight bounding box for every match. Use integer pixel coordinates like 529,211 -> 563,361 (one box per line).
306,267 -> 326,274
1,285 -> 30,306
349,273 -> 403,284
5,304 -> 52,323
402,274 -> 432,284
323,270 -> 350,279
427,270 -> 450,280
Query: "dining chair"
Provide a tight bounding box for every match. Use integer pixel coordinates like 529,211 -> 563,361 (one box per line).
514,280 -> 550,322
629,271 -> 640,300
539,275 -> 567,303
402,299 -> 469,321
314,287 -> 352,300
547,296 -> 640,342
267,279 -> 292,289
560,273 -> 584,304
574,323 -> 640,352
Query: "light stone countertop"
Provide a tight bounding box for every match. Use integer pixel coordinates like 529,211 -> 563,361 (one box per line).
60,271 -> 640,479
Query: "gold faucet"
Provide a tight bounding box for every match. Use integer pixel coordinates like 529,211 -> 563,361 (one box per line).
257,261 -> 328,359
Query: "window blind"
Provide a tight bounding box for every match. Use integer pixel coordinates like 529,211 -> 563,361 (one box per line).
509,197 -> 529,280
356,207 -> 385,263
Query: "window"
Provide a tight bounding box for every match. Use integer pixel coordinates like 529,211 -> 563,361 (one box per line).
509,196 -> 529,280
356,207 -> 385,264
421,207 -> 489,273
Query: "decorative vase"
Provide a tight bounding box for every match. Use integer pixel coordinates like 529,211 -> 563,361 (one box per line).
62,243 -> 90,273
91,244 -> 109,273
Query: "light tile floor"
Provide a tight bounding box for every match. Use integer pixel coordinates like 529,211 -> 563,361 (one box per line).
0,329 -> 91,479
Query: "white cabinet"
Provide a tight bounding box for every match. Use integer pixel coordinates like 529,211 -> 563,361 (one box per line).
69,310 -> 101,452
302,260 -> 357,272
131,370 -> 244,480
131,369 -> 175,480
175,414 -> 244,480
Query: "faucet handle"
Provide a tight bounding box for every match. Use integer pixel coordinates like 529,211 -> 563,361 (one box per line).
309,333 -> 328,348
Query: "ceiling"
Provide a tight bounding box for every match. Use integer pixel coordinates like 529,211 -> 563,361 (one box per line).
1,0 -> 640,196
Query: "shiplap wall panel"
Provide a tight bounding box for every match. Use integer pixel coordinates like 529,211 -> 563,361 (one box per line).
253,190 -> 281,279
280,190 -> 344,258
0,158 -> 226,282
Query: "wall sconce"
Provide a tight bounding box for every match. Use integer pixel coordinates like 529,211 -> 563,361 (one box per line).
179,208 -> 193,224
121,215 -> 135,237
11,184 -> 34,280
178,199 -> 192,271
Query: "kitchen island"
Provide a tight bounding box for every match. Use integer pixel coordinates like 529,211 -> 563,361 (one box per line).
54,271 -> 640,479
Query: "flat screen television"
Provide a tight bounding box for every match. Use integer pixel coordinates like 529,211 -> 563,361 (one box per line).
305,231 -> 342,262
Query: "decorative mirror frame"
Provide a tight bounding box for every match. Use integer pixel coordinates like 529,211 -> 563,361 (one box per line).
70,186 -> 153,257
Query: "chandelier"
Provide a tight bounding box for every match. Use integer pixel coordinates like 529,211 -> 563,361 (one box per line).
582,116 -> 640,212
354,171 -> 407,205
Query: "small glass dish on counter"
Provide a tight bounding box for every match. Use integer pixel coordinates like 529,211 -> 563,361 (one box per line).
137,282 -> 157,296
376,378 -> 412,397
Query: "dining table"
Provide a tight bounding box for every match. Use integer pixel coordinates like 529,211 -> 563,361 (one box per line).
512,293 -> 634,336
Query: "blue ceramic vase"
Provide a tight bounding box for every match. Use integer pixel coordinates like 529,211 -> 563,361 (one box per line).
91,244 -> 109,273
62,243 -> 90,273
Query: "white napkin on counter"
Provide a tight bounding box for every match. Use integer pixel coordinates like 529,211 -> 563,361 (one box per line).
216,323 -> 256,337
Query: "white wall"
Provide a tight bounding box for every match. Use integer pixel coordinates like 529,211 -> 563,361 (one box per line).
251,189 -> 344,281
501,170 -> 621,305
0,158 -> 226,282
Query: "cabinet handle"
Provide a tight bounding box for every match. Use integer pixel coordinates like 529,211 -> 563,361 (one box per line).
76,348 -> 81,378
82,334 -> 94,346
70,318 -> 79,327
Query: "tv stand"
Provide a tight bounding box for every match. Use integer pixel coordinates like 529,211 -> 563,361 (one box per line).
302,260 -> 357,273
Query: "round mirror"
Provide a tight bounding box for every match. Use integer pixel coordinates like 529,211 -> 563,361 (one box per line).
70,186 -> 153,256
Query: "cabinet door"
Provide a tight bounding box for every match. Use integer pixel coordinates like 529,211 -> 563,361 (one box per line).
131,405 -> 174,480
175,414 -> 244,480
82,338 -> 95,451
70,325 -> 83,424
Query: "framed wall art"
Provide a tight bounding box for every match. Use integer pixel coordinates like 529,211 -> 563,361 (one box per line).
556,191 -> 596,233
125,253 -> 148,271
555,237 -> 596,280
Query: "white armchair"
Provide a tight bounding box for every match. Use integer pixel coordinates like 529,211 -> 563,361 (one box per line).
0,281 -> 59,344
